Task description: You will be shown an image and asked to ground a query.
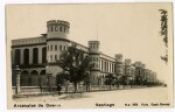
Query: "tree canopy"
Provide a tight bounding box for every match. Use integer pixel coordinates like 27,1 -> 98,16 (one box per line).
56,44 -> 92,92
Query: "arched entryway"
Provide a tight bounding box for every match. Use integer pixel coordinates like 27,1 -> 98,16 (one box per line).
40,70 -> 47,86
21,71 -> 30,86
31,70 -> 39,86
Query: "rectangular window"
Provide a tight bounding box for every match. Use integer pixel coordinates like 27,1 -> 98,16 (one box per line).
64,27 -> 66,32
50,55 -> 52,62
60,26 -> 62,32
55,55 -> 57,61
55,45 -> 57,51
104,61 -> 106,71
51,45 -> 53,51
60,45 -> 62,51
64,46 -> 66,50
51,26 -> 53,32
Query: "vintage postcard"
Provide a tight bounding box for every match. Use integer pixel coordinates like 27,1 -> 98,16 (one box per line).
6,3 -> 174,109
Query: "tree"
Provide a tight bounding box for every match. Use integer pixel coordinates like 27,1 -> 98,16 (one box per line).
56,72 -> 67,94
133,61 -> 145,85
56,44 -> 92,92
56,72 -> 67,85
120,58 -> 132,85
115,54 -> 123,87
159,9 -> 168,63
105,73 -> 115,90
124,59 -> 132,76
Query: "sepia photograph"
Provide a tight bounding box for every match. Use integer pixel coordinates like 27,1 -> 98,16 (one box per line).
6,3 -> 174,109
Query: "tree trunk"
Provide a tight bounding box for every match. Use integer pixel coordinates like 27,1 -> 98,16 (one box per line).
74,82 -> 78,93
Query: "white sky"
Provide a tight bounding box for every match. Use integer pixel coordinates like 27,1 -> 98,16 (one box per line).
6,3 -> 173,84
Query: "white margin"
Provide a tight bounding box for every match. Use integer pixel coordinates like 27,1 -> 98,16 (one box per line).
0,0 -> 174,112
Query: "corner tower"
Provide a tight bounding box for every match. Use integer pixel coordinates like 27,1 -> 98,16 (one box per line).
115,54 -> 123,77
47,20 -> 70,39
88,41 -> 100,54
88,41 -> 101,85
46,20 -> 70,83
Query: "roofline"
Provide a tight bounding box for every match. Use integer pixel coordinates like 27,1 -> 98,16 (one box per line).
100,52 -> 115,60
12,35 -> 46,41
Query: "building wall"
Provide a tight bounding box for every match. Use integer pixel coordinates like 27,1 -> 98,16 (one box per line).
46,40 -> 69,63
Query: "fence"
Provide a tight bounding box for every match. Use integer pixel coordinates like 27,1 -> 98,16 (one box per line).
12,84 -> 148,96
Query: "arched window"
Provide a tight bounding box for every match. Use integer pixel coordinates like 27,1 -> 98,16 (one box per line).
31,70 -> 38,75
24,49 -> 29,65
33,48 -> 38,64
40,70 -> 47,85
14,49 -> 21,65
42,47 -> 46,64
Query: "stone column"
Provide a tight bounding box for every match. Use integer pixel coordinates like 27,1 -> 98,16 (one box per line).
38,47 -> 42,64
110,62 -> 112,73
29,48 -> 33,64
20,49 -> 24,65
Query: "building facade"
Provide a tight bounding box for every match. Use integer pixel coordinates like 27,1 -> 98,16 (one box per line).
11,20 -> 156,87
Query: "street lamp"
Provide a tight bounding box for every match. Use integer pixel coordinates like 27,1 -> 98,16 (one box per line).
14,65 -> 21,94
47,73 -> 52,92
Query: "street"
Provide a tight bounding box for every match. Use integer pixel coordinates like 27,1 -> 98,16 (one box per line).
13,87 -> 172,108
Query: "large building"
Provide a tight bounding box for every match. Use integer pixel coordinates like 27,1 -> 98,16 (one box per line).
12,20 -> 155,87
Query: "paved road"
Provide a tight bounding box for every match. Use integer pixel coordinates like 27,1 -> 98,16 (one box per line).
13,87 -> 172,108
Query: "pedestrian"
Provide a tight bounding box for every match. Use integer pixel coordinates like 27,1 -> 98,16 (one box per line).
57,84 -> 62,95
